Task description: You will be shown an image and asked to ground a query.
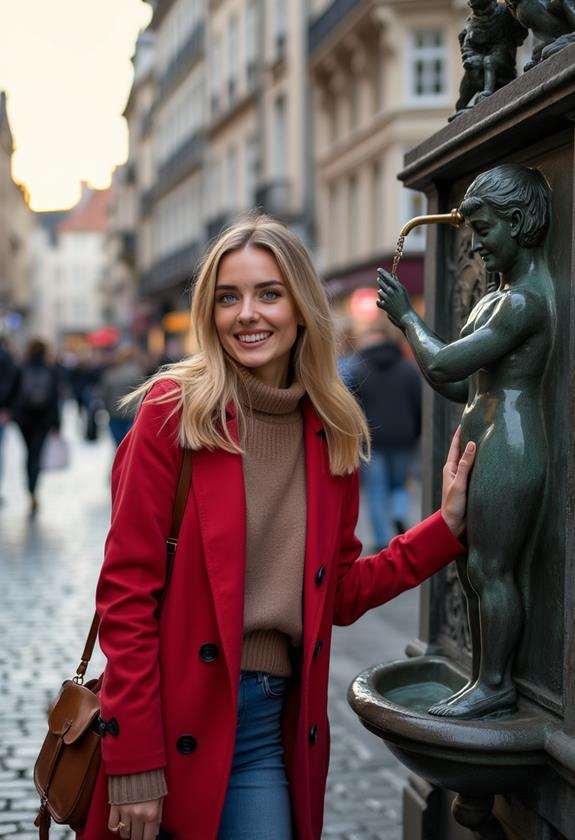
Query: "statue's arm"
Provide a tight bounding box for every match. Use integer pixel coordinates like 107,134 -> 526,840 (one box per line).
377,269 -> 537,384
401,293 -> 537,383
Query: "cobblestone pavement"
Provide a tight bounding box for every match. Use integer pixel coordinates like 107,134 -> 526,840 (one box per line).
0,404 -> 420,840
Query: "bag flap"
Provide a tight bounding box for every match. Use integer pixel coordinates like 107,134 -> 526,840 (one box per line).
48,680 -> 100,744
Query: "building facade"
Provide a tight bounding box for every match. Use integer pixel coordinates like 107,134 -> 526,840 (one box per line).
309,0 -> 467,317
0,91 -> 34,349
30,186 -> 111,347
119,0 -> 472,351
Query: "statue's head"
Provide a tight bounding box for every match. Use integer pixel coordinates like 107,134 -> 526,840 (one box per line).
460,164 -> 550,247
469,0 -> 496,13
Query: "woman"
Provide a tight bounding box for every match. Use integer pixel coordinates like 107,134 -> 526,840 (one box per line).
377,165 -> 554,720
13,338 -> 60,513
80,217 -> 474,840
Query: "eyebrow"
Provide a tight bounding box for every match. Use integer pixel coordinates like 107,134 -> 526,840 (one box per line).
216,280 -> 285,290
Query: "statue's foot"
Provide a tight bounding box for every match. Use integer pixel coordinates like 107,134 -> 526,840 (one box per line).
541,33 -> 575,62
428,683 -> 517,720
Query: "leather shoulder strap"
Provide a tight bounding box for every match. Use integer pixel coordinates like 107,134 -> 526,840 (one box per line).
75,449 -> 193,681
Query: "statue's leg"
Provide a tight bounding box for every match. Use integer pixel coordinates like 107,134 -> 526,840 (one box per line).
428,555 -> 480,713
428,437 -> 543,719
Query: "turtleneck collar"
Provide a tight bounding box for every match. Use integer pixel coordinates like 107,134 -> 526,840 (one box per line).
231,360 -> 305,416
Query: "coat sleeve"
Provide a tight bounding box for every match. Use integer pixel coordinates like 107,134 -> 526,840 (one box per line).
333,470 -> 465,626
96,380 -> 182,775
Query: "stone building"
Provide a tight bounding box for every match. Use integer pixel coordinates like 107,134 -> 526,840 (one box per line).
120,0 -> 471,351
0,91 -> 34,349
308,0 -> 467,314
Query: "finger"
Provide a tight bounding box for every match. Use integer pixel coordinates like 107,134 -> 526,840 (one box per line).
109,806 -> 120,833
143,820 -> 161,840
445,426 -> 462,474
118,822 -> 130,840
453,441 -> 476,485
130,818 -> 144,840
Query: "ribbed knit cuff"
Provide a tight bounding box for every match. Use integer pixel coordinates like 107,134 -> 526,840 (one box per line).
108,768 -> 168,805
241,630 -> 292,677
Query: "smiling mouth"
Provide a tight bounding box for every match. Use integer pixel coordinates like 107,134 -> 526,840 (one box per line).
235,332 -> 272,345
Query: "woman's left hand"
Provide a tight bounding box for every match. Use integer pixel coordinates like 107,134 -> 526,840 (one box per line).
441,426 -> 476,539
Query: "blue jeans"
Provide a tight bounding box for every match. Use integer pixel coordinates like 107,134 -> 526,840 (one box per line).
217,671 -> 293,840
362,446 -> 415,548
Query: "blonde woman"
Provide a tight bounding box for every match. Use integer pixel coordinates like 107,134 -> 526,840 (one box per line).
78,217 -> 475,840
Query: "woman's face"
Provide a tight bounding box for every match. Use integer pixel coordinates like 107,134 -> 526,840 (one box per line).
468,202 -> 521,274
214,245 -> 300,388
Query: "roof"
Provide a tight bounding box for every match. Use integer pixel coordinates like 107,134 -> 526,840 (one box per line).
58,188 -> 111,234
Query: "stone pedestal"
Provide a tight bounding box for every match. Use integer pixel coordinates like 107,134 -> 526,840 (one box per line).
398,46 -> 575,840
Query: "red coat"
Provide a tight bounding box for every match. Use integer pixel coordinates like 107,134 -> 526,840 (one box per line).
78,381 -> 464,840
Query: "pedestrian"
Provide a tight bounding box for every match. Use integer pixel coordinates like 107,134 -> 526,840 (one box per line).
351,319 -> 422,550
12,338 -> 60,514
101,345 -> 146,447
78,216 -> 475,840
0,337 -> 19,503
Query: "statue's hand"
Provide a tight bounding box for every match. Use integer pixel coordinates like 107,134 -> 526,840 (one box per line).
376,268 -> 413,328
441,426 -> 476,540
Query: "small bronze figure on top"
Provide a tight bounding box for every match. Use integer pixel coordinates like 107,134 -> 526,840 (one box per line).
506,0 -> 575,69
451,0 -> 527,120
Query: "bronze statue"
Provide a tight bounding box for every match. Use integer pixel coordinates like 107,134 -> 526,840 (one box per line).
452,0 -> 527,119
377,165 -> 556,719
506,0 -> 575,68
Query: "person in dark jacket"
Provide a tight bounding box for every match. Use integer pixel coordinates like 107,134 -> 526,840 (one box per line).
13,338 -> 60,513
351,319 -> 422,549
0,337 -> 19,502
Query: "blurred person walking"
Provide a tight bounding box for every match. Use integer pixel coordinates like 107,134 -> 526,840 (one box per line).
351,319 -> 422,550
13,338 -> 60,514
101,346 -> 146,447
0,337 -> 19,503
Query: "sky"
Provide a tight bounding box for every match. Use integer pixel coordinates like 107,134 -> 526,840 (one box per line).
0,0 -> 152,211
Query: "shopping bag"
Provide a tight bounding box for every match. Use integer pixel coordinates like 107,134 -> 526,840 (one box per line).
41,433 -> 70,470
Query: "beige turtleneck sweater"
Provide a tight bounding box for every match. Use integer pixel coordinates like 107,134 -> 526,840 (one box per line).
108,367 -> 307,805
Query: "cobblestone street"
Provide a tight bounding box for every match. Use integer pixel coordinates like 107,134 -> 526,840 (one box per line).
0,404 -> 420,840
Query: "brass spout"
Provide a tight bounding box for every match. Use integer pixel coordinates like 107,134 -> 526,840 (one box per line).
399,208 -> 464,238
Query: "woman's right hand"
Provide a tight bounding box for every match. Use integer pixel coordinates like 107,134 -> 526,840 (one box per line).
109,798 -> 163,840
376,268 -> 413,328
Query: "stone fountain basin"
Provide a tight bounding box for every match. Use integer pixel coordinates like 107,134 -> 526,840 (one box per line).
348,656 -> 557,796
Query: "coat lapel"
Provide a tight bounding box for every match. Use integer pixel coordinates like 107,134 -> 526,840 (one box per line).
191,405 -> 246,682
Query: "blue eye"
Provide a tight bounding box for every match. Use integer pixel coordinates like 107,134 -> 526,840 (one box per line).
262,289 -> 280,300
217,293 -> 237,304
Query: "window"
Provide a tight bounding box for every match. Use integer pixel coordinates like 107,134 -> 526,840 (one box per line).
401,188 -> 427,249
348,174 -> 359,259
228,15 -> 239,103
272,95 -> 287,178
274,0 -> 286,58
407,30 -> 447,103
244,136 -> 258,208
371,161 -> 383,250
246,0 -> 258,85
226,145 -> 238,210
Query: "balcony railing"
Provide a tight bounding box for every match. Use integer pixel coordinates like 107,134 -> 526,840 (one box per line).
308,0 -> 361,55
156,131 -> 206,195
140,187 -> 156,218
159,22 -> 206,99
140,240 -> 202,296
254,180 -> 291,217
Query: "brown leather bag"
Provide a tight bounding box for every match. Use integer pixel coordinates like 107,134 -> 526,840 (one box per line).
33,449 -> 193,839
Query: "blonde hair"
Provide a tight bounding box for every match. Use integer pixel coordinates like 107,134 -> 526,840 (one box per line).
127,216 -> 370,475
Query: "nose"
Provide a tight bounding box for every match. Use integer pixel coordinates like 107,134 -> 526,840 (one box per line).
238,296 -> 259,323
471,238 -> 483,254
